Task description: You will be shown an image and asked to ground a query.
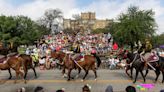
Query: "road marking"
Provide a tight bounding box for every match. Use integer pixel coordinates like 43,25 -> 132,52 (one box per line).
0,79 -> 155,84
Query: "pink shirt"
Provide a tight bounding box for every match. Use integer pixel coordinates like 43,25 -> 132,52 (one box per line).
91,49 -> 96,54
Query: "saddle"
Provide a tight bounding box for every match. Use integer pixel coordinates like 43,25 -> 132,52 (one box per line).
141,52 -> 159,63
71,53 -> 84,62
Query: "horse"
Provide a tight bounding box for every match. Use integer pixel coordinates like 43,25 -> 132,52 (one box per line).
144,53 -> 164,83
0,56 -> 12,79
0,54 -> 37,83
123,50 -> 164,83
0,53 -> 19,79
51,51 -> 66,69
18,54 -> 37,80
51,51 -> 101,81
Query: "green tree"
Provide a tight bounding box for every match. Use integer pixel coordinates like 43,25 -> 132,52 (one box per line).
152,33 -> 164,47
0,15 -> 50,52
92,28 -> 109,34
109,6 -> 157,51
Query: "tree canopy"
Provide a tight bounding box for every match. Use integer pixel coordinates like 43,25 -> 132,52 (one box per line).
109,6 -> 157,50
0,15 -> 49,47
152,33 -> 164,47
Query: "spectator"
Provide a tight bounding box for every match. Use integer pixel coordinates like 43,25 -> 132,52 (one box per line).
56,89 -> 64,92
34,86 -> 44,92
125,86 -> 136,92
160,89 -> 164,92
25,47 -> 31,55
109,57 -> 116,70
82,84 -> 91,92
39,57 -> 46,70
105,85 -> 113,92
17,87 -> 26,92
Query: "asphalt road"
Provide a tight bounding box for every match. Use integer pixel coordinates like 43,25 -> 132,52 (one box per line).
0,68 -> 164,92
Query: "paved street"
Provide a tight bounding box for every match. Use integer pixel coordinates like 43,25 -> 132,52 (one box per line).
0,68 -> 163,92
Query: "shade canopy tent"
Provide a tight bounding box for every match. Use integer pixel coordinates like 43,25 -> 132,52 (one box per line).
159,45 -> 164,48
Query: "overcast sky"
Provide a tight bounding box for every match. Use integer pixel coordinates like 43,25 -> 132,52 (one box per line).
0,0 -> 164,34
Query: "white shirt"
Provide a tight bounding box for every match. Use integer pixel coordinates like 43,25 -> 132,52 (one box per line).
39,58 -> 46,64
111,58 -> 115,65
115,59 -> 120,64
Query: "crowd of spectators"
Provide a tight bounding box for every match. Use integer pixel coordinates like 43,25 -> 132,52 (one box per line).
22,32 -> 124,70
16,84 -> 164,92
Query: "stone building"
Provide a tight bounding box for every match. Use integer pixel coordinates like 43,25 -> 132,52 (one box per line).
63,12 -> 113,31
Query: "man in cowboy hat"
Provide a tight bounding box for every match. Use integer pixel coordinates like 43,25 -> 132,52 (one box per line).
140,39 -> 153,69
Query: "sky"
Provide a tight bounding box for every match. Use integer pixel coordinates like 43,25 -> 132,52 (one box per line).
0,0 -> 164,34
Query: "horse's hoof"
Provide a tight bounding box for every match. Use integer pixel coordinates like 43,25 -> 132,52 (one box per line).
67,79 -> 70,81
95,79 -> 97,81
81,79 -> 84,82
130,76 -> 133,79
71,77 -> 74,79
133,81 -> 136,84
8,77 -> 12,80
63,74 -> 67,78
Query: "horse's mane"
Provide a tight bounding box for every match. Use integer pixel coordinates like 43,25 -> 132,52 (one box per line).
127,52 -> 134,61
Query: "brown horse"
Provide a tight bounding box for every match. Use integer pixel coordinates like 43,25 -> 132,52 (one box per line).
51,51 -> 101,81
0,53 -> 18,79
0,54 -> 37,83
18,54 -> 37,80
0,56 -> 12,79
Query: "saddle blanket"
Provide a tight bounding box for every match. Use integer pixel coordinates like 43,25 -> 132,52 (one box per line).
141,53 -> 159,62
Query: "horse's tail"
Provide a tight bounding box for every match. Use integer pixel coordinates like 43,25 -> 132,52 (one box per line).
92,53 -> 101,68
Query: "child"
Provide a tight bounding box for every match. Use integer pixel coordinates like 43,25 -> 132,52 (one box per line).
39,56 -> 46,70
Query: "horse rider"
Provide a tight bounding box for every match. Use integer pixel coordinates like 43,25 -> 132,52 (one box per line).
72,41 -> 81,61
140,39 -> 153,69
74,41 -> 81,53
